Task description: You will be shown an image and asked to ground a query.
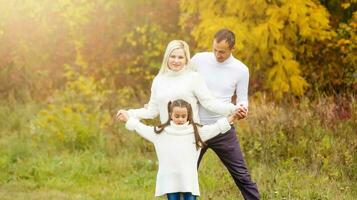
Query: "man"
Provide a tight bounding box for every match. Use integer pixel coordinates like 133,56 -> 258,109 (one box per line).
190,29 -> 260,200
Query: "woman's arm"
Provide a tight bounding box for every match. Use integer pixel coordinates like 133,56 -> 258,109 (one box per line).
192,73 -> 237,116
126,77 -> 160,119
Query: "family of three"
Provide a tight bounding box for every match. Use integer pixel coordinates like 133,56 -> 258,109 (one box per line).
116,29 -> 260,200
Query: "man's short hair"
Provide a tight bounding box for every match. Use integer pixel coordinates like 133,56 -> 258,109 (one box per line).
214,29 -> 235,49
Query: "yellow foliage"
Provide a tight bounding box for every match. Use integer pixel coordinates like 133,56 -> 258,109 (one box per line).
290,76 -> 309,96
32,67 -> 111,151
341,3 -> 351,9
180,0 -> 333,98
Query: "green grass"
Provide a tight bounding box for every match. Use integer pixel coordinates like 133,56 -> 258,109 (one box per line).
1,148 -> 355,200
198,150 -> 357,200
0,97 -> 356,199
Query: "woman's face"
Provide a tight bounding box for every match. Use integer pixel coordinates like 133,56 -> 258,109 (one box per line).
168,48 -> 186,72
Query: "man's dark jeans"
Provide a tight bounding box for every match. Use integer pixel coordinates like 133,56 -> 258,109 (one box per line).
198,126 -> 260,200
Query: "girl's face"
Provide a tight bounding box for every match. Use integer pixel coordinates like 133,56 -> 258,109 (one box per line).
170,106 -> 188,125
168,48 -> 186,72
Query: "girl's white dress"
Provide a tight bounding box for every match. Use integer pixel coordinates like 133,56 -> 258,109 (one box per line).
125,117 -> 231,196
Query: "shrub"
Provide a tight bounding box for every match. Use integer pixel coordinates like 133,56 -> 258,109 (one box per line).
31,69 -> 111,152
238,95 -> 357,180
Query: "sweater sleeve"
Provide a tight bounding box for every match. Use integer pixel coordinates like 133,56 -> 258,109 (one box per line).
199,118 -> 231,141
127,77 -> 159,119
235,66 -> 249,108
189,54 -> 199,71
125,117 -> 157,143
192,73 -> 236,116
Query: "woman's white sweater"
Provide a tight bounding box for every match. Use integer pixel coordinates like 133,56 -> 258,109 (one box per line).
127,68 -> 236,123
125,117 -> 231,196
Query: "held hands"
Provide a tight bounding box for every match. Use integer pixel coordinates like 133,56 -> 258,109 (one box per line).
235,104 -> 248,119
228,104 -> 248,123
116,109 -> 129,122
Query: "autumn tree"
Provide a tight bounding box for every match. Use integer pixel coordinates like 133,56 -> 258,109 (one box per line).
0,0 -> 182,102
180,0 -> 336,98
301,0 -> 357,94
0,0 -> 75,100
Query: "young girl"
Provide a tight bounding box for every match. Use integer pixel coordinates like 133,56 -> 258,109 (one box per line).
117,99 -> 237,200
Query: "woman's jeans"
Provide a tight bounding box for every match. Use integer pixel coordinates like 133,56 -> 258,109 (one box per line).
167,192 -> 196,200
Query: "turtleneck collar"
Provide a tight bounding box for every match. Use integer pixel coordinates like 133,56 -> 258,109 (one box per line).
164,121 -> 194,135
214,54 -> 234,65
164,66 -> 188,77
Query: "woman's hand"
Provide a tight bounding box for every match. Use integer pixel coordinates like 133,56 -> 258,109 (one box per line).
116,109 -> 129,122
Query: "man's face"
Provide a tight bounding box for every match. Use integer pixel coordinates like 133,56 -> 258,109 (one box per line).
213,39 -> 233,63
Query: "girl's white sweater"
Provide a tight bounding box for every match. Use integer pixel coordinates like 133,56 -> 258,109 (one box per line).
125,117 -> 231,196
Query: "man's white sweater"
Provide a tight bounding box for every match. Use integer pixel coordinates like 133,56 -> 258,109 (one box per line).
191,52 -> 249,125
125,117 -> 231,196
127,68 -> 236,123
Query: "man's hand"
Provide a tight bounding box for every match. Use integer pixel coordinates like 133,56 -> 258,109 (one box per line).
116,109 -> 129,122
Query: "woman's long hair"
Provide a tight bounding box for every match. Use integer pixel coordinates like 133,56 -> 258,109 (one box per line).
154,99 -> 205,150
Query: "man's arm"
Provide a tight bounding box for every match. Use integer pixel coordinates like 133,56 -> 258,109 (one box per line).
235,65 -> 250,119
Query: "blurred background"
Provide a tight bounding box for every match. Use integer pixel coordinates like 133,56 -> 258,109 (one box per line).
0,0 -> 356,199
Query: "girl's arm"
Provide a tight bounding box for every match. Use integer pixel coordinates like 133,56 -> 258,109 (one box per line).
199,118 -> 232,142
125,118 -> 157,143
126,78 -> 160,119
118,111 -> 157,143
192,73 -> 237,116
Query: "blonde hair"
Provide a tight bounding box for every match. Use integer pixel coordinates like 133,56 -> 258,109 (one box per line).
158,40 -> 191,74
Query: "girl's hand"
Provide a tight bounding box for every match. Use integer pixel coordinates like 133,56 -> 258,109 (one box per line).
116,109 -> 129,122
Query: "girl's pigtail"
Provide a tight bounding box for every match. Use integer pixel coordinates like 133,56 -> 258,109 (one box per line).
187,103 -> 205,150
154,101 -> 172,134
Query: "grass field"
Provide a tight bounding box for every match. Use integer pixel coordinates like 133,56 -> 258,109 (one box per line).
0,98 -> 356,199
